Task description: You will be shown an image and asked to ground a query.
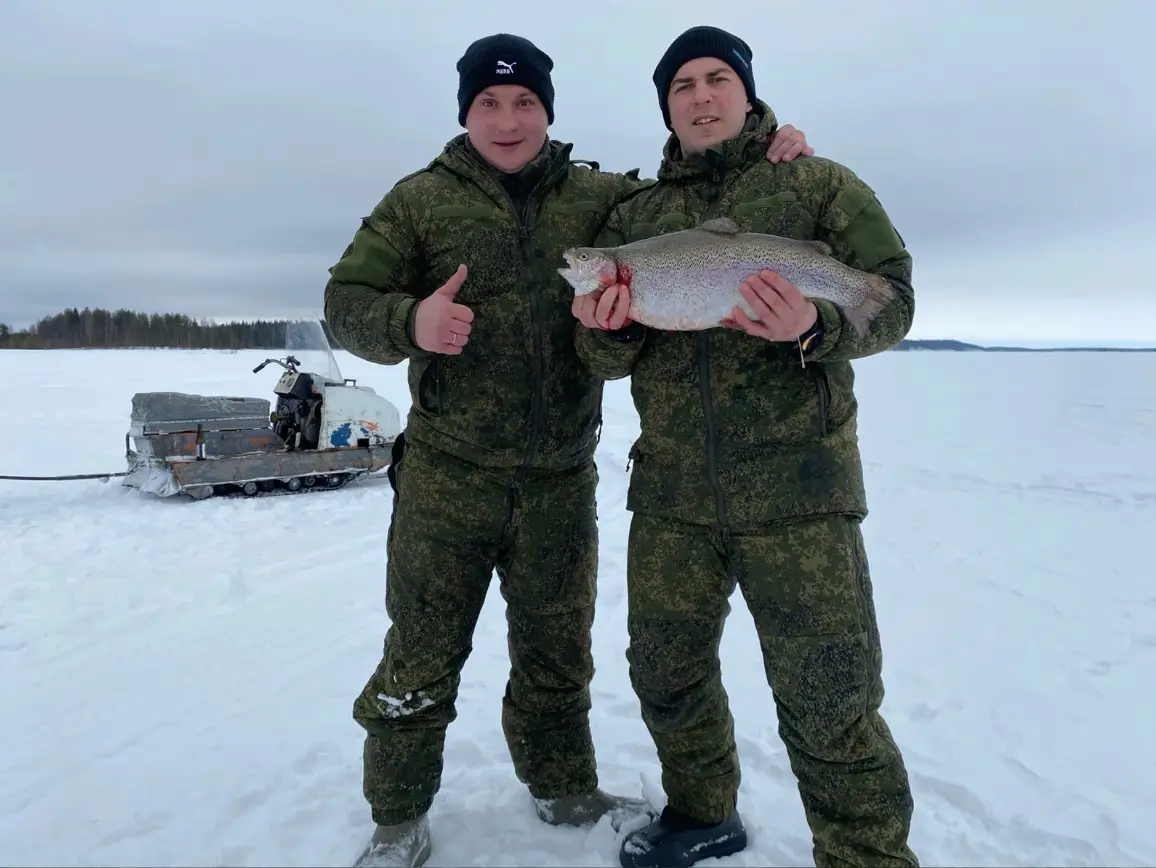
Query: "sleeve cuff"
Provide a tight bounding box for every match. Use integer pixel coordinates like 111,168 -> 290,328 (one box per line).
804,299 -> 843,361
387,295 -> 422,357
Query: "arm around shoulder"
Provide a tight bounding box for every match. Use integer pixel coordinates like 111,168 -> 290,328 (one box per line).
804,164 -> 914,364
323,187 -> 426,366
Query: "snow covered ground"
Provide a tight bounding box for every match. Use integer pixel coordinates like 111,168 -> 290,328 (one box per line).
1,346 -> 1153,867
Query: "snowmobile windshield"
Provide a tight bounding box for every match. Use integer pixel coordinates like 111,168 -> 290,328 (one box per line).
284,317 -> 344,384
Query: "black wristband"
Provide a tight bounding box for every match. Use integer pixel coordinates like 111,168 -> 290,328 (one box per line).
604,321 -> 645,343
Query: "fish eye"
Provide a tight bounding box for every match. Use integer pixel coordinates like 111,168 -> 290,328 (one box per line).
578,253 -> 588,260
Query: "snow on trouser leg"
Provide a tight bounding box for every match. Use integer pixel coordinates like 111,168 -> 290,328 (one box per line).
623,512 -> 919,868
351,439 -> 507,827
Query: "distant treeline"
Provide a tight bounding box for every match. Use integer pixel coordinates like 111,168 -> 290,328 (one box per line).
2,307 -> 1150,353
2,306 -> 945,352
0,307 -> 343,350
0,307 -> 976,352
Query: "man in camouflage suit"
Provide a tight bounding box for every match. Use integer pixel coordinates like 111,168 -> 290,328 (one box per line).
322,32 -> 813,868
573,25 -> 919,868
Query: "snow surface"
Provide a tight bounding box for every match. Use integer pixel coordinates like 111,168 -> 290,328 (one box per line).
1,347 -> 1154,867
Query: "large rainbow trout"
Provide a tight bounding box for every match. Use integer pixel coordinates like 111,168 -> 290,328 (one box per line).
558,217 -> 895,336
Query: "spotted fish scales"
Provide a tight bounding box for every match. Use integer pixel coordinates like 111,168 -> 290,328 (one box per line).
558,217 -> 895,335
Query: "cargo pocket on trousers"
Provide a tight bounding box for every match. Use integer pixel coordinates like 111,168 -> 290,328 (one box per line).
743,517 -> 866,639
847,518 -> 880,663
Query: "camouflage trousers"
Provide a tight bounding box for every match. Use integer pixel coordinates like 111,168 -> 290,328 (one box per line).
625,512 -> 918,868
352,433 -> 601,826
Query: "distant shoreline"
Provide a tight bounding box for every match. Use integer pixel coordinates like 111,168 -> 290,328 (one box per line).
2,339 -> 1154,353
894,339 -> 1156,353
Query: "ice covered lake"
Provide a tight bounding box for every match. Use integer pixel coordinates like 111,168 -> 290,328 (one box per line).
1,347 -> 1153,867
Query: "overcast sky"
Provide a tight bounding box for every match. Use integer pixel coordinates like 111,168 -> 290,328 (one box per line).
1,0 -> 1152,341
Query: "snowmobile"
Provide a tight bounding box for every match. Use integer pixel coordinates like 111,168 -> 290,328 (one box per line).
120,319 -> 403,500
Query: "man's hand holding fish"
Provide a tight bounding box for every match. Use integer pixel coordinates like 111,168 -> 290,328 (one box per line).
571,283 -> 631,331
719,268 -> 818,341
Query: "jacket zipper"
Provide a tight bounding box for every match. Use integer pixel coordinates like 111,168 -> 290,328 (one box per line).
698,166 -> 730,539
697,333 -> 729,537
435,148 -> 562,523
815,368 -> 830,436
500,189 -> 544,472
521,217 -> 544,470
497,179 -> 546,533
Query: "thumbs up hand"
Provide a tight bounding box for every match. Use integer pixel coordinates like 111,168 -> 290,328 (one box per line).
413,264 -> 474,355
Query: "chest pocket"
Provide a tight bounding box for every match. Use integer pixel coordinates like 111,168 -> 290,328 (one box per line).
425,203 -> 519,305
728,191 -> 815,238
628,211 -> 698,242
542,199 -> 606,243
537,198 -> 611,280
626,190 -> 815,243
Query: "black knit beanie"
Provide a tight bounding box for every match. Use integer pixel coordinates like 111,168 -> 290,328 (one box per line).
652,26 -> 757,131
456,33 -> 555,127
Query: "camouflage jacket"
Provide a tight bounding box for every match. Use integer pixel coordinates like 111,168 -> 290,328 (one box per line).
575,102 -> 914,529
324,134 -> 644,473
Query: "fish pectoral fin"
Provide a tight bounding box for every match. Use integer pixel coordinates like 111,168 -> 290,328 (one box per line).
698,217 -> 741,235
804,239 -> 835,256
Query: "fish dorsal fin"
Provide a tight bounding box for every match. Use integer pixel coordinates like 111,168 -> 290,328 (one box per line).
698,217 -> 741,235
804,239 -> 834,256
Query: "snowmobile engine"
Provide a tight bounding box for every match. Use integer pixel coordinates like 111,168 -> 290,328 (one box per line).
270,370 -> 323,451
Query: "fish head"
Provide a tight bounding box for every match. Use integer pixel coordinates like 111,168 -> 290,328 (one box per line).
558,247 -> 617,297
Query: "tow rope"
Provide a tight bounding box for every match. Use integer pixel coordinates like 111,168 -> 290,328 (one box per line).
0,472 -> 127,481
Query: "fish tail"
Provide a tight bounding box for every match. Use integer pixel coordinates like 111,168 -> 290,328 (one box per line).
843,273 -> 897,337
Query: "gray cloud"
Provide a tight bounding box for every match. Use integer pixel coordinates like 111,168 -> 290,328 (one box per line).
1,0 -> 1153,338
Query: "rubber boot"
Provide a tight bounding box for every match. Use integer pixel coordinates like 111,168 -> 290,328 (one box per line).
352,814 -> 432,868
534,787 -> 658,832
619,805 -> 747,868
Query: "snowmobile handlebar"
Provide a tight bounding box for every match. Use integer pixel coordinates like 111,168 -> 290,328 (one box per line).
252,355 -> 301,375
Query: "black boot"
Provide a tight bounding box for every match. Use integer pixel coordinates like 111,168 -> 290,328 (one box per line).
619,804 -> 747,868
